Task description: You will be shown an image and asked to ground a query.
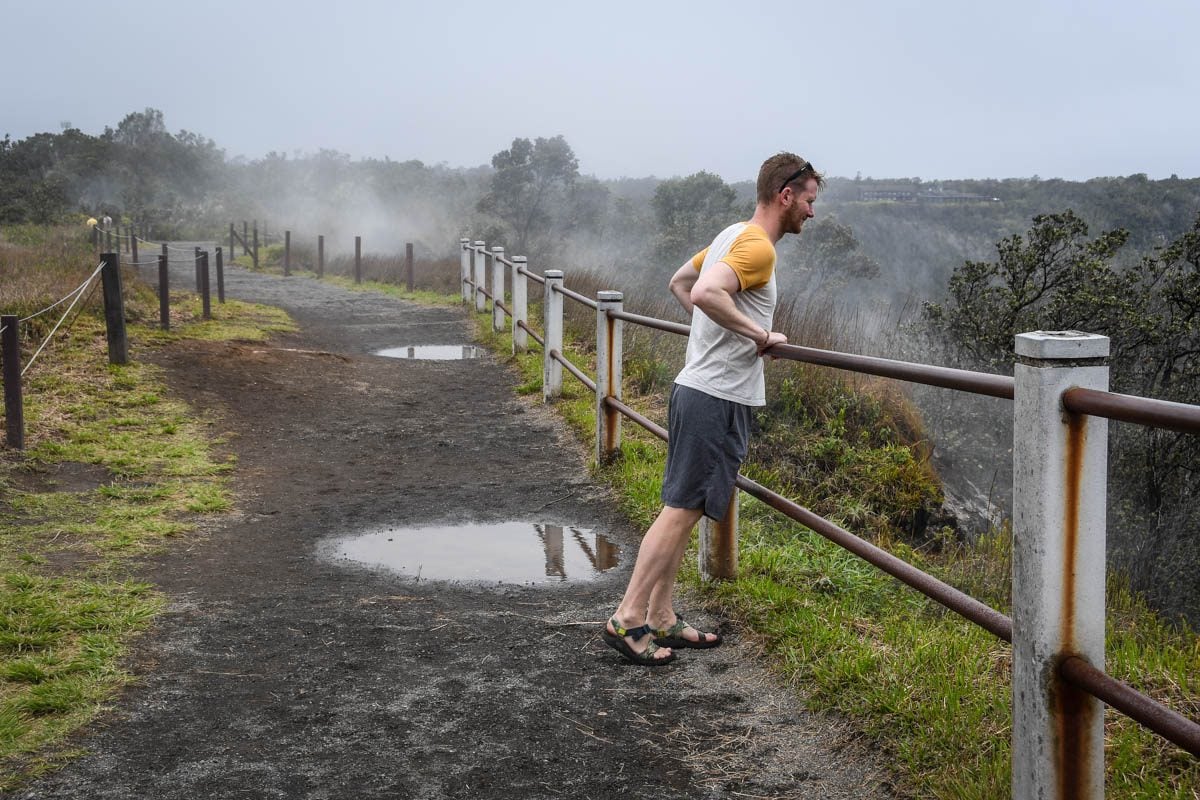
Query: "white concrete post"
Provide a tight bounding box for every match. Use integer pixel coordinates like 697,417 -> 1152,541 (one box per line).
595,291 -> 623,464
459,238 -> 471,303
699,491 -> 739,582
543,270 -> 564,401
512,256 -> 528,353
491,246 -> 506,332
1012,330 -> 1109,800
473,241 -> 487,313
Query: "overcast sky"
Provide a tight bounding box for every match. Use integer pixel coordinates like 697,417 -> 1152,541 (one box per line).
3,0 -> 1197,183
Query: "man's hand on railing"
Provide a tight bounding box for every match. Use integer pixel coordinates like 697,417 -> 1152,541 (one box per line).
758,330 -> 787,357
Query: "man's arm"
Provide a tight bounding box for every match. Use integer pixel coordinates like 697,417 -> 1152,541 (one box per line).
690,262 -> 787,353
668,261 -> 700,314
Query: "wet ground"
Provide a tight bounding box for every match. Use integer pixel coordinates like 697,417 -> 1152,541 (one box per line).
7,252 -> 895,799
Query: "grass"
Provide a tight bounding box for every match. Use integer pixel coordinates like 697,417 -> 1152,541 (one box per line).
0,224 -> 295,788
458,275 -> 1200,799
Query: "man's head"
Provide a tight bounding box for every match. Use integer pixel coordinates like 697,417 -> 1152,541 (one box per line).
756,153 -> 824,235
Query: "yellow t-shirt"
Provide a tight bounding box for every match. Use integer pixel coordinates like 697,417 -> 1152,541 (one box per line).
689,223 -> 776,291
675,222 -> 779,406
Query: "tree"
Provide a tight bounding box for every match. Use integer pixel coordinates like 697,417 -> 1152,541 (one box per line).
924,210 -> 1200,622
650,171 -> 738,264
477,135 -> 579,253
791,216 -> 880,300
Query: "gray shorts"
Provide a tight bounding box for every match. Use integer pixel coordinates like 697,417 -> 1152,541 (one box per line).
660,384 -> 752,521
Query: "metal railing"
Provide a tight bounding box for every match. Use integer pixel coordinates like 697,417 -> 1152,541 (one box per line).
458,238 -> 1200,797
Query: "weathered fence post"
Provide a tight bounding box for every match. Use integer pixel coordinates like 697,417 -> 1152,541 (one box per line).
474,242 -> 488,313
459,239 -> 471,302
243,221 -> 249,255
157,253 -> 170,330
100,253 -> 128,365
406,242 -> 414,293
699,492 -> 739,581
1012,330 -> 1109,800
115,223 -> 122,252
215,246 -> 225,303
595,291 -> 623,463
194,246 -> 202,292
1,315 -> 23,450
543,270 -> 564,401
355,236 -> 362,283
284,230 -> 291,276
317,235 -> 325,278
230,223 -> 236,261
252,223 -> 260,270
105,226 -> 113,252
491,246 -> 506,332
511,256 -> 528,353
130,228 -> 138,265
200,252 -> 211,320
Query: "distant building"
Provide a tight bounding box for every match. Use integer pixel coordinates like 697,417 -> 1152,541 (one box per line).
860,185 -> 999,203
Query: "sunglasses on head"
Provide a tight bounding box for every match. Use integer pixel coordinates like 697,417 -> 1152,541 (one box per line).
779,162 -> 815,194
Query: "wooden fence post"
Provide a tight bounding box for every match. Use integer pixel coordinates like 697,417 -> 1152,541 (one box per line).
243,221 -> 249,255
491,246 -> 506,332
1012,331 -> 1110,800
355,236 -> 362,283
252,222 -> 259,270
200,252 -> 211,320
158,254 -> 170,330
595,291 -> 623,463
130,227 -> 138,265
215,246 -> 225,303
543,270 -> 564,401
406,242 -> 414,293
511,256 -> 528,353
194,247 -> 202,292
1,315 -> 23,449
318,235 -> 325,278
230,223 -> 236,261
100,252 -> 128,365
284,229 -> 291,276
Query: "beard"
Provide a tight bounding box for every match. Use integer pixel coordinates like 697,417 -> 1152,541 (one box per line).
786,205 -> 807,235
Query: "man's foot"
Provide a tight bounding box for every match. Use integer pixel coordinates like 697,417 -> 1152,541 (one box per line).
650,616 -> 721,649
601,617 -> 675,666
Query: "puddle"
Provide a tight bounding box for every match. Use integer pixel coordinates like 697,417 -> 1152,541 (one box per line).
324,522 -> 621,584
373,345 -> 484,360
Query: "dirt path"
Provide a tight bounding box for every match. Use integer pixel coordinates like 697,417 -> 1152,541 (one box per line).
9,257 -> 894,799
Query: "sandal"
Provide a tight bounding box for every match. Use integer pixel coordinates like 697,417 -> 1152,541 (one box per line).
652,617 -> 721,649
601,617 -> 675,666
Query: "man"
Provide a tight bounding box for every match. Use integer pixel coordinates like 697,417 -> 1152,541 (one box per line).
602,153 -> 824,666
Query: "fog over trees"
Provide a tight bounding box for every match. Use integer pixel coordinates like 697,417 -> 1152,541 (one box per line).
5,109 -> 1200,622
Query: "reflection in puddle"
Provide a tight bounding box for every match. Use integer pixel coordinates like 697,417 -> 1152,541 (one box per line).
374,345 -> 484,360
325,522 -> 620,584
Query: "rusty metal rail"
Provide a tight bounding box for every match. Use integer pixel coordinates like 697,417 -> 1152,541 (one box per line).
517,265 -> 546,285
771,343 -> 1014,399
551,349 -> 597,392
495,299 -> 511,317
601,396 -> 1014,641
1060,656 -> 1200,756
552,282 -> 598,310
1063,387 -> 1200,434
605,309 -> 1013,398
516,319 -> 544,347
608,309 -> 691,337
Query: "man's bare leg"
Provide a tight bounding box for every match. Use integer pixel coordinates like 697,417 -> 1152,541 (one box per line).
608,505 -> 704,656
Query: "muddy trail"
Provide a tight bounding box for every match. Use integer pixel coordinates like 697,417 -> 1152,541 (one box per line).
9,254 -> 893,799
